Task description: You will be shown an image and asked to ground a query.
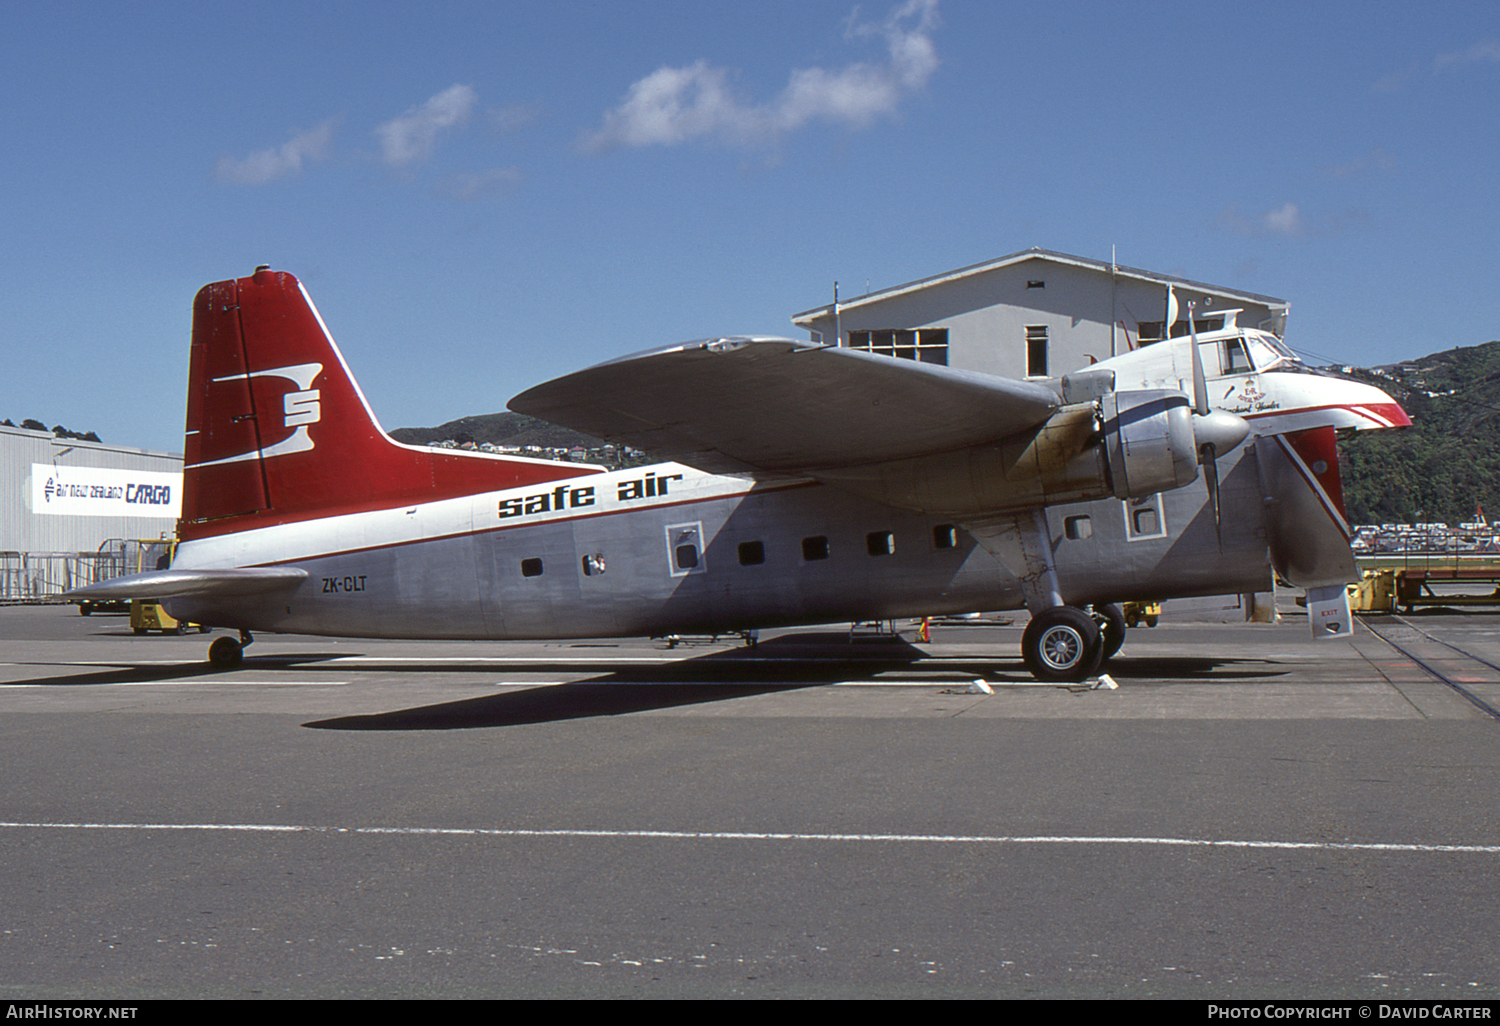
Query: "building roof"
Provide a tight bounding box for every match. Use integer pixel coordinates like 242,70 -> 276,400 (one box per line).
790,248 -> 1289,327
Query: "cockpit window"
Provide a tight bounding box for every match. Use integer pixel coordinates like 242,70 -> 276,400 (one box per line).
1224,337 -> 1252,374
1243,334 -> 1296,372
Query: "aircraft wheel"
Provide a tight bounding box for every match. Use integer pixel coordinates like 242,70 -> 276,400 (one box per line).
1094,603 -> 1127,661
208,635 -> 243,669
1022,607 -> 1103,682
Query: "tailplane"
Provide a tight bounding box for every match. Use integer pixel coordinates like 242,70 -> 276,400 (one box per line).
181,267 -> 595,540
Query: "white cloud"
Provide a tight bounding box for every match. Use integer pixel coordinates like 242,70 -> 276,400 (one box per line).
1216,202 -> 1368,238
214,119 -> 337,186
581,0 -> 940,152
375,84 -> 477,167
1434,38 -> 1500,73
1262,202 -> 1303,236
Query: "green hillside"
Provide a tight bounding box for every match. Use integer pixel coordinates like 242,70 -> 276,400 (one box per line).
389,412 -> 604,450
1339,340 -> 1500,526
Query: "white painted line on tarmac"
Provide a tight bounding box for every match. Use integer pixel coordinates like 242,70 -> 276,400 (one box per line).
0,680 -> 348,688
2,820 -> 1498,855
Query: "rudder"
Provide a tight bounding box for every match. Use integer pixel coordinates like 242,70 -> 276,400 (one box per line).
181,267 -> 595,540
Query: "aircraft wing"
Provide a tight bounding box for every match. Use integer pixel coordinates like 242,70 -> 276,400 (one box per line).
66,567 -> 308,602
508,337 -> 1062,475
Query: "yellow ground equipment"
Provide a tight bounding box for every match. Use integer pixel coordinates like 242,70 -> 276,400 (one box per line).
1347,570 -> 1396,614
1122,601 -> 1160,628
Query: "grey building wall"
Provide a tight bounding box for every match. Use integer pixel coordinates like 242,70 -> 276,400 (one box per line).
792,250 -> 1289,381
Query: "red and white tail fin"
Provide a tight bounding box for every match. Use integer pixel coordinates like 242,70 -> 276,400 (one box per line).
181,267 -> 596,540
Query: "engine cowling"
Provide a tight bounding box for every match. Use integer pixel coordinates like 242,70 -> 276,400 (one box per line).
1099,390 -> 1200,500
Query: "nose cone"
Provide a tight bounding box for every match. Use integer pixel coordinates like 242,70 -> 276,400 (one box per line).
1249,369 -> 1412,434
1335,376 -> 1412,430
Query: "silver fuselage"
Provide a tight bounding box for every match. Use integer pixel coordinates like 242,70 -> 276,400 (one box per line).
166,443 -> 1272,639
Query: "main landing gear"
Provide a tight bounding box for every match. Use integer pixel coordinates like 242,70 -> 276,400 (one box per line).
1020,604 -> 1125,683
207,630 -> 253,669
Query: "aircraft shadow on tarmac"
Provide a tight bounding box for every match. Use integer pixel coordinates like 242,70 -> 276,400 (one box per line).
304,632 -> 927,731
298,633 -> 1288,732
9,630 -> 1283,726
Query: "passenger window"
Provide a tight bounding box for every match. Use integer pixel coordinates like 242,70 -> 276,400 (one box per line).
581,553 -> 606,576
674,544 -> 698,570
933,524 -> 958,549
521,558 -> 543,577
802,536 -> 830,561
1124,496 -> 1167,541
866,531 -> 895,556
1064,515 -> 1092,540
738,541 -> 765,566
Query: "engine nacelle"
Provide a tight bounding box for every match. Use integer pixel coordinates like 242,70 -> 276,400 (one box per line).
1099,390 -> 1200,500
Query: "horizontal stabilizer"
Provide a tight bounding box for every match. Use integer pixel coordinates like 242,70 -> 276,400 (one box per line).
66,568 -> 308,602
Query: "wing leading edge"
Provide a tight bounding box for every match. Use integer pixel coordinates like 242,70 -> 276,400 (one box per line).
508,338 -> 1063,477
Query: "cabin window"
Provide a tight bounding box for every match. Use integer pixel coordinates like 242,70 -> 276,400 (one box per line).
581,553 -> 607,576
1124,495 -> 1167,540
847,328 -> 949,365
521,558 -> 543,577
1064,515 -> 1092,540
1026,325 -> 1048,377
933,524 -> 958,549
674,545 -> 698,570
1224,337 -> 1252,374
802,536 -> 830,561
866,531 -> 895,556
738,540 -> 765,566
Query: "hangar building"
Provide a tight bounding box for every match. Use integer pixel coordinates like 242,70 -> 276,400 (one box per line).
792,248 -> 1289,380
1,424 -> 183,599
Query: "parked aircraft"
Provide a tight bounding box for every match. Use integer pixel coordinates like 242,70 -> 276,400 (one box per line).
69,268 -> 1409,681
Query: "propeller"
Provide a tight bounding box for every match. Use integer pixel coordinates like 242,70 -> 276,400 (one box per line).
1182,300 -> 1250,546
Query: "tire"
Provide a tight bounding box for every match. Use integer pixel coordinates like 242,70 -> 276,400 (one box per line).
208,636 -> 243,669
1094,603 -> 1127,661
1022,606 -> 1104,682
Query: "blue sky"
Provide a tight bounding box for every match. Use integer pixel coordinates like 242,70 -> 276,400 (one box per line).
4,0 -> 1499,454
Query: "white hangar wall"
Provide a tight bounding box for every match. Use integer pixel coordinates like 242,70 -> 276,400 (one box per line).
1,424 -> 183,558
792,249 -> 1290,381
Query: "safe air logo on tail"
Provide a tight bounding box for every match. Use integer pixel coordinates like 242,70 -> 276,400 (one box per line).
193,363 -> 324,467
178,267 -> 595,539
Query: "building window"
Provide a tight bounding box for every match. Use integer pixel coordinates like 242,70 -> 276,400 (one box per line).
738,540 -> 765,566
1026,325 -> 1048,377
1138,316 -> 1225,343
866,531 -> 895,556
802,536 -> 830,561
847,328 -> 948,365
521,558 -> 544,577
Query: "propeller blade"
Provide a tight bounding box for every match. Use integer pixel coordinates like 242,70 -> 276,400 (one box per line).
1188,302 -> 1209,417
1201,441 -> 1223,548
